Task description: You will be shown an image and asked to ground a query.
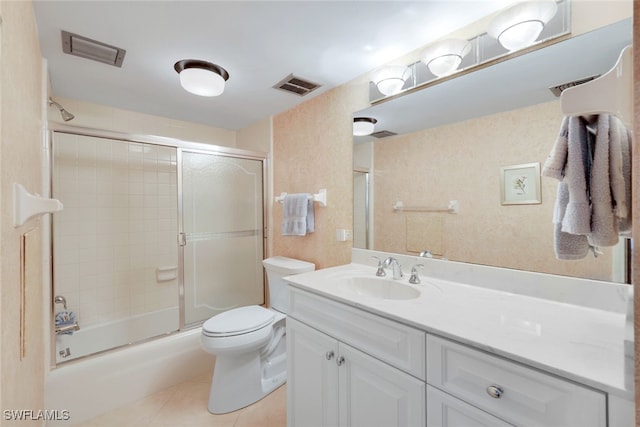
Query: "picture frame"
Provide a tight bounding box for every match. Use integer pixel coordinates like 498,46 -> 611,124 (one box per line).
500,162 -> 541,205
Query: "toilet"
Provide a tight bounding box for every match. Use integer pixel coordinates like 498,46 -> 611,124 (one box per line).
201,256 -> 315,414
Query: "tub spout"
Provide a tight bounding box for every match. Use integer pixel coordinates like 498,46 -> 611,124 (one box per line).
55,322 -> 80,335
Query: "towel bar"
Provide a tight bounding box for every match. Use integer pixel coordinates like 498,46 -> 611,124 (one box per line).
393,200 -> 459,213
276,188 -> 327,207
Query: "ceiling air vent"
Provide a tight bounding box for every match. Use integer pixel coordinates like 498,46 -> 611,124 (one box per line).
61,30 -> 126,67
548,75 -> 599,97
371,130 -> 397,139
273,74 -> 321,96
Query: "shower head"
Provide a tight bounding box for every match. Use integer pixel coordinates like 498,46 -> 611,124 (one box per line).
48,97 -> 75,122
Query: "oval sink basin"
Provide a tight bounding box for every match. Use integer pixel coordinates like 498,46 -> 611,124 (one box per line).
342,277 -> 420,300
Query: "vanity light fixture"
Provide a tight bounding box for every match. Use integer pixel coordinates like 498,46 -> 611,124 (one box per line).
353,117 -> 378,136
371,65 -> 411,96
422,38 -> 471,77
174,59 -> 230,97
488,1 -> 558,51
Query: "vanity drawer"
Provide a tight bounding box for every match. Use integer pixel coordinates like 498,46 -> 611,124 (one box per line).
289,287 -> 426,380
426,335 -> 606,427
427,385 -> 514,427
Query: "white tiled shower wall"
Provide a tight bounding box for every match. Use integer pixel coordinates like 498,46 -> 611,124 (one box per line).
52,133 -> 179,329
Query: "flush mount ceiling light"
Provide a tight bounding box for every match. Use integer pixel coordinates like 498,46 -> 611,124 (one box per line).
353,117 -> 378,136
422,38 -> 471,77
488,1 -> 558,51
371,65 -> 411,96
174,59 -> 230,97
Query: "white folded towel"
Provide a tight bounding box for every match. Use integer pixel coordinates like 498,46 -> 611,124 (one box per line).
282,193 -> 314,236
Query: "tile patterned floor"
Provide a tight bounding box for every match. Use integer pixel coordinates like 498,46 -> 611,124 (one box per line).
75,371 -> 286,427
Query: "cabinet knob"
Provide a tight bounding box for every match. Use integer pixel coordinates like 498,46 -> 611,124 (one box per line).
336,356 -> 345,366
486,384 -> 504,399
325,351 -> 334,360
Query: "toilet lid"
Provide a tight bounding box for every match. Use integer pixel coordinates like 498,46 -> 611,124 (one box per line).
202,305 -> 275,336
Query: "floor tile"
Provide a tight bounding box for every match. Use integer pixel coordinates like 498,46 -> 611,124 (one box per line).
74,374 -> 286,427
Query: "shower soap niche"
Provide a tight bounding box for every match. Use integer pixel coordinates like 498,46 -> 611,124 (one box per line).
156,266 -> 178,282
13,183 -> 63,227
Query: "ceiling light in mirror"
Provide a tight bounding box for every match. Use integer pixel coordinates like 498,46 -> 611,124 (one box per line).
488,1 -> 558,51
371,65 -> 411,96
422,38 -> 472,77
353,117 -> 378,136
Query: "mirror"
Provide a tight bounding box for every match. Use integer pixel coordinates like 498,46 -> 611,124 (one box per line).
353,19 -> 632,283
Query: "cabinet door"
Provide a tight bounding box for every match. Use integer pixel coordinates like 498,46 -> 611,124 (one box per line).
287,318 -> 339,427
338,342 -> 425,427
427,385 -> 514,427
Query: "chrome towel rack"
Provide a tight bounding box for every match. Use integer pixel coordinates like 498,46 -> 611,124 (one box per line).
276,188 -> 327,207
393,200 -> 459,213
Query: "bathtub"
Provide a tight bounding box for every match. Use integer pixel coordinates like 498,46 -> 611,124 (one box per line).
54,307 -> 181,364
45,324 -> 211,426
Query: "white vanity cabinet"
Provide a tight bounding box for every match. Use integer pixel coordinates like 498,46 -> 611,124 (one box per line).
287,284 -> 615,427
426,335 -> 607,427
287,288 -> 426,427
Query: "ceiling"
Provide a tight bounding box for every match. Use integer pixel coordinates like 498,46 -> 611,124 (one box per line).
33,1 -> 514,131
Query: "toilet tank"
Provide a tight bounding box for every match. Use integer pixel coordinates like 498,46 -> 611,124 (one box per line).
263,256 -> 315,314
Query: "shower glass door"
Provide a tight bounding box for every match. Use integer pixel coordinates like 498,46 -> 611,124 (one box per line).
181,150 -> 265,326
51,132 -> 180,363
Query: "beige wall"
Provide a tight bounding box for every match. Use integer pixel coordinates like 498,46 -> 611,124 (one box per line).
0,0 -> 45,424
372,101 -> 616,281
49,97 -> 237,148
272,81 -> 369,268
236,117 -> 271,153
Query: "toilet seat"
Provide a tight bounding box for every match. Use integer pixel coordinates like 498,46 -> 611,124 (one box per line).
202,305 -> 275,338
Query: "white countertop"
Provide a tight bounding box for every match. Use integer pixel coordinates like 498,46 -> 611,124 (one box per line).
285,262 -> 634,400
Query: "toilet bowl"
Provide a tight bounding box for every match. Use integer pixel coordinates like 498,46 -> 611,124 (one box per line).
201,256 -> 315,414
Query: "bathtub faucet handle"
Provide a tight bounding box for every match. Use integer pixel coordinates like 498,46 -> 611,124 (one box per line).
54,295 -> 67,310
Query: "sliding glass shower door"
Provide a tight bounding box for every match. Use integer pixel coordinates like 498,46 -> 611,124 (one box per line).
181,150 -> 265,326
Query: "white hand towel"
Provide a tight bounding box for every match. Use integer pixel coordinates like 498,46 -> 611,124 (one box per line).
282,193 -> 314,236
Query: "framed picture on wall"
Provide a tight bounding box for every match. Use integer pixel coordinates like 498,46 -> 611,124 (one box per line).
500,162 -> 541,205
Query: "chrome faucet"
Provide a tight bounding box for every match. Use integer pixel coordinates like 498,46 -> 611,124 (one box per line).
383,257 -> 403,280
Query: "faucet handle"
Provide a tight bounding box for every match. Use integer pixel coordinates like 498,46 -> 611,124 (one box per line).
371,256 -> 386,277
409,264 -> 423,284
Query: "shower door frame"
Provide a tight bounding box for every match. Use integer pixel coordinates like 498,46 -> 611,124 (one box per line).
177,146 -> 268,328
48,124 -> 268,366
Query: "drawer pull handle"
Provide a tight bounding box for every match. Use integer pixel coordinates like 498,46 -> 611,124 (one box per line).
326,351 -> 334,360
336,356 -> 345,366
486,385 -> 504,399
